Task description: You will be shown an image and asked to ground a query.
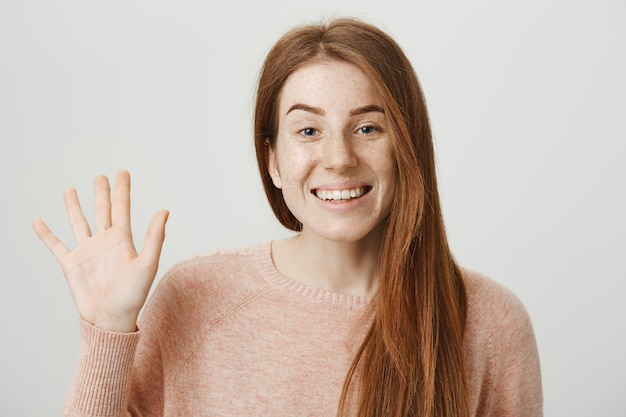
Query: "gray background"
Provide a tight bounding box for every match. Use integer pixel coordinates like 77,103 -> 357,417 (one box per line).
1,0 -> 625,415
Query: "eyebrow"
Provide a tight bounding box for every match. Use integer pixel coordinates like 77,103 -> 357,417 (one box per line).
285,104 -> 385,116
286,104 -> 324,115
350,105 -> 385,116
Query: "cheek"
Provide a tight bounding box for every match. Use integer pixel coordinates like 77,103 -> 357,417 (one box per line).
275,143 -> 313,182
379,153 -> 398,200
383,168 -> 398,204
275,157 -> 304,190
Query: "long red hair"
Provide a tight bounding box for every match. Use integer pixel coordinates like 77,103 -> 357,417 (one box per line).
254,18 -> 468,417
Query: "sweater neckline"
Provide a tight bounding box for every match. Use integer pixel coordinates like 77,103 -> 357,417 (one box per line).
254,240 -> 373,309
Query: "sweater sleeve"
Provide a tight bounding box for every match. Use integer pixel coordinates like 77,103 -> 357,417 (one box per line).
60,252 -> 226,417
62,318 -> 168,417
61,268 -> 182,417
481,282 -> 543,417
62,321 -> 141,417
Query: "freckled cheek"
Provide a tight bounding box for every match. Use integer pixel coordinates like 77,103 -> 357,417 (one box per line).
276,153 -> 315,191
381,170 -> 397,200
379,157 -> 398,203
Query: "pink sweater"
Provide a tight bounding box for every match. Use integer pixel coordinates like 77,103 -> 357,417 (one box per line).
63,241 -> 542,416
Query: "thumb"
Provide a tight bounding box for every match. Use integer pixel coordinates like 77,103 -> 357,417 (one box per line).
138,209 -> 169,269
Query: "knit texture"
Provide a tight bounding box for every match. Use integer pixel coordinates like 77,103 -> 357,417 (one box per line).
63,241 -> 542,416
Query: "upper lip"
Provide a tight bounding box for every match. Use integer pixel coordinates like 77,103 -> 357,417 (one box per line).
312,181 -> 371,191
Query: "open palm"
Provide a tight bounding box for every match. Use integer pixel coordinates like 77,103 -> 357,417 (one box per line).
33,170 -> 169,333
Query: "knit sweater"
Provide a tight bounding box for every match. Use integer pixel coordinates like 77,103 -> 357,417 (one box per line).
63,241 -> 543,416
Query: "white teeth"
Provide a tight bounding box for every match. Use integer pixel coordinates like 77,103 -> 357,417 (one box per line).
315,187 -> 365,201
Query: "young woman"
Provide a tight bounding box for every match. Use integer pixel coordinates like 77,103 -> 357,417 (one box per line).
34,18 -> 542,417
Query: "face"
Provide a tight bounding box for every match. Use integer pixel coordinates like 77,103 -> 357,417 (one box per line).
268,59 -> 397,244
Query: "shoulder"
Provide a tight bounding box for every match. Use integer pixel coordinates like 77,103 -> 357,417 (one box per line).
462,267 -> 537,358
157,241 -> 273,298
462,268 -> 531,329
139,241 -> 276,329
461,268 -> 543,416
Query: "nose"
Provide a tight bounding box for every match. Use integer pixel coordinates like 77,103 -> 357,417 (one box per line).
323,131 -> 357,171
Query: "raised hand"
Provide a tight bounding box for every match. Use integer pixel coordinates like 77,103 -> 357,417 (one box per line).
33,170 -> 169,333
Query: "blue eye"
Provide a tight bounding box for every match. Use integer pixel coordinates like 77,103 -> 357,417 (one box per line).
300,127 -> 317,137
358,125 -> 376,135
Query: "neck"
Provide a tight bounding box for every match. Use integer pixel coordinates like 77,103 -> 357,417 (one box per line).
272,227 -> 384,298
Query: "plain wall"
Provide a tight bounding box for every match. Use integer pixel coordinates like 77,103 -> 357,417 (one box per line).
1,0 -> 624,415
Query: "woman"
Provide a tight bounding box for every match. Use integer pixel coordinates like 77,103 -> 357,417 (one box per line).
33,18 -> 542,417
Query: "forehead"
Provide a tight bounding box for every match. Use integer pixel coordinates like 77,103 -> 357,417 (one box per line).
278,59 -> 383,112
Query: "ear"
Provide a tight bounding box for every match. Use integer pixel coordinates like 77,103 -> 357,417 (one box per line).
266,139 -> 282,189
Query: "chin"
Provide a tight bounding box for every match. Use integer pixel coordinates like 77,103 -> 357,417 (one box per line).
306,222 -> 385,244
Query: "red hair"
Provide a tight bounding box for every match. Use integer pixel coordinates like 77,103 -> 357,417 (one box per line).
254,18 -> 468,417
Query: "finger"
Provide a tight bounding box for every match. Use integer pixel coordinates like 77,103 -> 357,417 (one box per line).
94,175 -> 112,233
138,209 -> 169,270
64,188 -> 92,244
32,218 -> 70,262
111,170 -> 131,229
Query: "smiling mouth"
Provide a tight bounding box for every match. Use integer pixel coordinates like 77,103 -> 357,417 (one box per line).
313,186 -> 371,202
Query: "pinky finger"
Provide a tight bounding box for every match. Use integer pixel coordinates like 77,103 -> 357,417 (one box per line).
32,218 -> 70,262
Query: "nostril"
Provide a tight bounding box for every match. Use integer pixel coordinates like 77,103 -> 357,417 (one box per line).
323,141 -> 357,170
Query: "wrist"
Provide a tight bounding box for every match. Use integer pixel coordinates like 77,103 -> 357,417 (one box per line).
84,313 -> 138,333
